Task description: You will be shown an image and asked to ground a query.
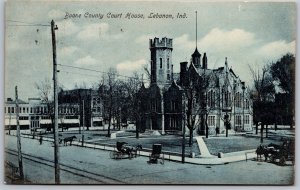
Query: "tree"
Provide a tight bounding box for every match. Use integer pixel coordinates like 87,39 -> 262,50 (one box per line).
35,78 -> 54,132
183,67 -> 210,146
270,53 -> 295,128
249,64 -> 275,141
270,54 -> 295,95
36,78 -> 66,132
99,68 -> 120,137
121,72 -> 144,138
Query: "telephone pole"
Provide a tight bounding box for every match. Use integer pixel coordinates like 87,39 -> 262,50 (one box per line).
51,20 -> 60,184
82,100 -> 85,146
15,86 -> 24,180
182,99 -> 186,163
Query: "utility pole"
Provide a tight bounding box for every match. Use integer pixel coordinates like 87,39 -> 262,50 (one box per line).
82,100 -> 85,146
182,99 -> 186,163
15,86 -> 24,180
242,82 -> 245,131
51,19 -> 60,184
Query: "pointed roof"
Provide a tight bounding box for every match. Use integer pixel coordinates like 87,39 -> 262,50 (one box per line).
192,47 -> 201,57
170,80 -> 183,90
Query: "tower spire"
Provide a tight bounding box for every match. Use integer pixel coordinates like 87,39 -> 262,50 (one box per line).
195,11 -> 197,48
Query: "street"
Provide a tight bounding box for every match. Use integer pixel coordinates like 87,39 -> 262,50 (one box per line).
4,135 -> 294,185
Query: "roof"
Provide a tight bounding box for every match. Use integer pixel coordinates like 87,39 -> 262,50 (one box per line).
191,48 -> 201,57
5,99 -> 28,104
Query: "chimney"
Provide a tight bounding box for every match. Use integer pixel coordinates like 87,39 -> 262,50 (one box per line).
202,53 -> 207,69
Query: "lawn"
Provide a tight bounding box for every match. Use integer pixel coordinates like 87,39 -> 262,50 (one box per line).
40,129 -> 291,156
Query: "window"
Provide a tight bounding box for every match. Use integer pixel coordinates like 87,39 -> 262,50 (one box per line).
12,107 -> 14,113
23,107 -> 25,113
167,58 -> 169,69
151,101 -> 156,111
171,101 -> 177,111
235,115 -> 242,127
235,92 -> 242,107
30,107 -> 33,113
223,90 -> 231,108
19,116 -> 29,120
167,74 -> 170,80
208,90 -> 215,108
245,115 -> 250,124
208,116 -> 215,126
244,99 -> 249,109
27,107 -> 29,113
160,58 -> 162,69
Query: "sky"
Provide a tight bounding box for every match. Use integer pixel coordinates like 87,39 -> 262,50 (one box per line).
4,0 -> 296,100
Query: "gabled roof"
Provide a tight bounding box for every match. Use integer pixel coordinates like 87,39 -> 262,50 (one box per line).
170,80 -> 183,90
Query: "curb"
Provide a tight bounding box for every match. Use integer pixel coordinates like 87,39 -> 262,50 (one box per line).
13,134 -> 257,165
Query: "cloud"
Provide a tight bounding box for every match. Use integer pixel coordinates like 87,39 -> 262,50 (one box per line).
257,40 -> 296,61
48,9 -> 65,19
77,23 -> 109,40
116,59 -> 147,73
174,28 -> 256,53
200,28 -> 256,51
135,35 -> 156,44
59,46 -> 79,57
74,55 -> 97,66
56,20 -> 80,37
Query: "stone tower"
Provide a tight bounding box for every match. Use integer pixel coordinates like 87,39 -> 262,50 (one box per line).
149,37 -> 173,87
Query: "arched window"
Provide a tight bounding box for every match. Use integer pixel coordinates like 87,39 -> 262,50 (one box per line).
208,90 -> 215,108
160,58 -> 162,69
212,91 -> 215,108
245,99 -> 249,109
167,58 -> 169,69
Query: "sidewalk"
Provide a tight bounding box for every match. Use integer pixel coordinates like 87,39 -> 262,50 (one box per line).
14,133 -> 257,165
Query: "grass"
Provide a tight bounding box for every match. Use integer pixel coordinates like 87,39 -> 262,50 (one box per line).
40,129 -> 293,156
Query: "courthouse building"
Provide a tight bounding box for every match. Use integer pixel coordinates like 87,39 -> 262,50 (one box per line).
137,37 -> 252,135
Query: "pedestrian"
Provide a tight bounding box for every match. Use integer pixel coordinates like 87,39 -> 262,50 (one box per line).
39,136 -> 43,145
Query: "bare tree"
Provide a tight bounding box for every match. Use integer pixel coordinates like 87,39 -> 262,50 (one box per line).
100,68 -> 120,137
183,68 -> 211,146
36,78 -> 66,132
35,78 -> 54,132
121,72 -> 143,138
143,65 -> 151,81
249,64 -> 275,142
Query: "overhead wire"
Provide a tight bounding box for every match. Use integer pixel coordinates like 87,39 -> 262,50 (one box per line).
6,19 -> 150,82
58,63 -> 150,82
6,19 -> 50,26
7,24 -> 50,27
59,71 -> 101,78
